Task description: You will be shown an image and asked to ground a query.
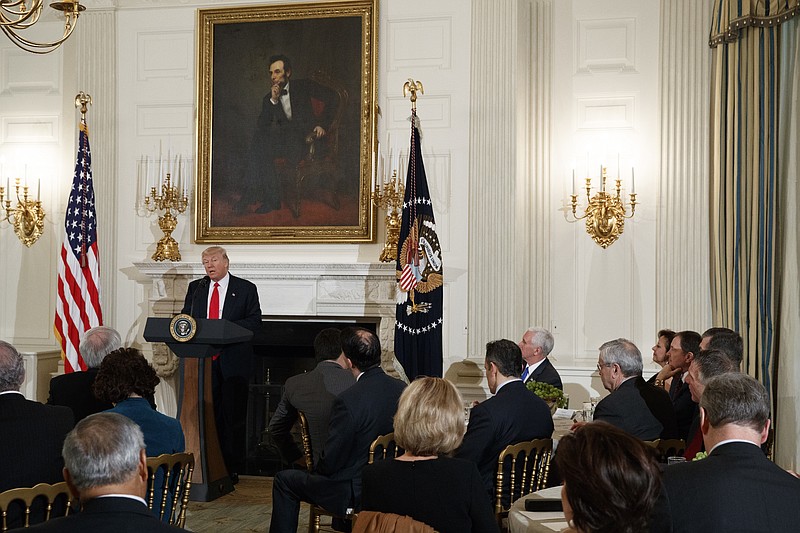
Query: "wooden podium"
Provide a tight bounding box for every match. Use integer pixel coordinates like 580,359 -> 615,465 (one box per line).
144,317 -> 253,502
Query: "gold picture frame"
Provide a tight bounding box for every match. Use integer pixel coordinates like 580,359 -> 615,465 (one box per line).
195,1 -> 377,243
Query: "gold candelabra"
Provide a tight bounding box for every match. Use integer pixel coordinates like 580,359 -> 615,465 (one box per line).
372,170 -> 404,262
1,0 -> 85,54
143,173 -> 188,261
0,177 -> 45,247
569,166 -> 637,249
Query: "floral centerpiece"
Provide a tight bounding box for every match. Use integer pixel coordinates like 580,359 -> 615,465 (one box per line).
525,380 -> 566,414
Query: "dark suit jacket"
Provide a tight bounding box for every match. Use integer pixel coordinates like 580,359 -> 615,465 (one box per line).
593,377 -> 671,441
47,367 -> 113,423
268,360 -> 355,466
107,398 -> 185,456
315,366 -> 406,503
662,441 -> 800,532
181,273 -> 262,379
25,496 -> 185,532
456,380 -> 555,497
523,358 -> 563,389
668,373 -> 698,441
0,393 -> 74,492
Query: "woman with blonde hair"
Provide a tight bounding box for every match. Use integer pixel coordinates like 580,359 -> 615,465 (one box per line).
360,377 -> 498,533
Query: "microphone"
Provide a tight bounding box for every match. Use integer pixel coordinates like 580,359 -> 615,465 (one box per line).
189,276 -> 210,317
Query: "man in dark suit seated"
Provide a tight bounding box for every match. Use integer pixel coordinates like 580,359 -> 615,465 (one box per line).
182,246 -> 262,483
661,373 -> 800,531
518,327 -> 563,389
699,326 -> 743,366
269,327 -> 356,467
580,338 -> 677,441
269,327 -> 406,533
26,412 -> 184,532
47,326 -> 119,422
456,339 -> 554,499
681,349 -> 738,459
653,330 -> 701,441
0,340 -> 74,529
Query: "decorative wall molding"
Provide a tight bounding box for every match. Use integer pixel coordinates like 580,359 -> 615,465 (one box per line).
1,116 -> 59,143
135,103 -> 194,135
576,95 -> 635,130
0,48 -> 61,95
136,30 -> 193,81
387,94 -> 451,129
576,18 -> 636,74
387,17 -> 452,70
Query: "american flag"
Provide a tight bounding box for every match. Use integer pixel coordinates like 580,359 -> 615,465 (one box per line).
54,118 -> 103,373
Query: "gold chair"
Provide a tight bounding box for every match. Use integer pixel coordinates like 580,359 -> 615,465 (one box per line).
655,439 -> 686,462
352,510 -> 437,533
494,438 -> 553,530
368,433 -> 402,463
0,482 -> 73,531
145,452 -> 194,528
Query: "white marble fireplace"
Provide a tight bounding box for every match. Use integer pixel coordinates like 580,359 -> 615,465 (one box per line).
134,261 -> 402,414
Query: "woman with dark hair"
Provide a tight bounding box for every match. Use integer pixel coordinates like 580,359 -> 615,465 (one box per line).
647,329 -> 676,390
360,377 -> 498,533
555,422 -> 662,533
93,348 -> 185,456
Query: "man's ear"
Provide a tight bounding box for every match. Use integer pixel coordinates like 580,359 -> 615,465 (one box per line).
686,351 -> 695,364
760,419 -> 771,445
699,407 -> 710,435
63,468 -> 80,500
138,449 -> 148,484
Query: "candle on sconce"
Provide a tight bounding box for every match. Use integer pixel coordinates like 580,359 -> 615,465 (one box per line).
572,168 -> 576,195
600,165 -> 604,191
631,167 -> 636,194
37,179 -> 40,202
617,153 -> 620,179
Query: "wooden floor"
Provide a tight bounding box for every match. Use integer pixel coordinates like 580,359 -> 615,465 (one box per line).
184,475 -> 315,532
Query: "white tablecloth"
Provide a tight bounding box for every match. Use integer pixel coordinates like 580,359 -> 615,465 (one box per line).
508,486 -> 569,533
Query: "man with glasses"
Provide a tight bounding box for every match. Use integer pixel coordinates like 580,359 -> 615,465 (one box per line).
573,338 -> 676,440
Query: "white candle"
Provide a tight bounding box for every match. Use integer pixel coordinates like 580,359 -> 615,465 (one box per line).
631,167 -> 636,194
572,168 -> 576,195
37,179 -> 40,201
158,140 -> 163,183
617,153 -> 620,179
600,165 -> 604,191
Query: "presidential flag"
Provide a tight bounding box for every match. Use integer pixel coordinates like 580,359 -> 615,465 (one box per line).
54,118 -> 103,373
394,110 -> 443,379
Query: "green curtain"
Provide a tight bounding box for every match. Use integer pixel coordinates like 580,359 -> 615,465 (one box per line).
708,0 -> 798,407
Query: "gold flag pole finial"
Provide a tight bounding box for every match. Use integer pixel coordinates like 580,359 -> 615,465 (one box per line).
75,92 -> 92,119
402,79 -> 424,111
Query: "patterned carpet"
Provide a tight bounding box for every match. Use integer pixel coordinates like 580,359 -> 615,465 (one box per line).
184,475 -> 314,532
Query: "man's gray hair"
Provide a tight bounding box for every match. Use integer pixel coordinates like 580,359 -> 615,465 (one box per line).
700,373 -> 769,432
526,327 -> 555,356
0,340 -> 24,392
599,338 -> 642,377
79,326 -> 122,369
63,412 -> 145,490
693,349 -> 738,384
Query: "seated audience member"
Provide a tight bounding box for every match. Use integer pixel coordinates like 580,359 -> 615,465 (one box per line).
556,422 -> 662,533
26,412 -> 184,532
579,338 -> 677,440
457,339 -> 554,500
647,329 -> 675,390
269,327 -> 406,533
682,349 -> 738,459
662,373 -> 800,532
361,377 -> 498,533
0,340 -> 75,529
93,348 -> 184,456
699,327 -> 743,366
518,327 -> 562,389
47,326 -> 118,422
654,330 -> 701,441
269,328 -> 355,467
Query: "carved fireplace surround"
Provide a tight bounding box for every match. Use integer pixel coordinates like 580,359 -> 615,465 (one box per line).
134,261 -> 401,414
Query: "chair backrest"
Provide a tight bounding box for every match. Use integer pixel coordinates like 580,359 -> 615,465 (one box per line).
352,510 -> 436,533
298,410 -> 314,470
0,482 -> 73,531
656,439 -> 686,462
145,452 -> 195,528
495,438 -> 554,516
368,433 -> 403,464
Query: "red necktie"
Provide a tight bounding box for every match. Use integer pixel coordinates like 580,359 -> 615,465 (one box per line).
209,283 -> 220,360
209,282 -> 220,319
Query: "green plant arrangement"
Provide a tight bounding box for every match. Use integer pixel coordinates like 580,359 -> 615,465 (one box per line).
525,380 -> 566,411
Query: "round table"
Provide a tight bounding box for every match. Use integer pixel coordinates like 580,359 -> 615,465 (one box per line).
508,486 -> 569,533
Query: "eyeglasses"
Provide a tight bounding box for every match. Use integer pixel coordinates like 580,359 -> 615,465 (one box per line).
596,362 -> 613,371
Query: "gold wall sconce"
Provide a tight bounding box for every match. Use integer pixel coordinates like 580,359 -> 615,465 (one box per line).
372,169 -> 404,262
568,166 -> 637,249
1,0 -> 85,54
0,178 -> 45,247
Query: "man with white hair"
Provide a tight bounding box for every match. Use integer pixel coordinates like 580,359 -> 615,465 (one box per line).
518,327 -> 562,389
47,326 -> 121,421
0,340 -> 74,528
27,412 -> 184,532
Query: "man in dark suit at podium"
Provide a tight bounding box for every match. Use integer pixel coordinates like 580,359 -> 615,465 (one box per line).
182,246 -> 262,482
